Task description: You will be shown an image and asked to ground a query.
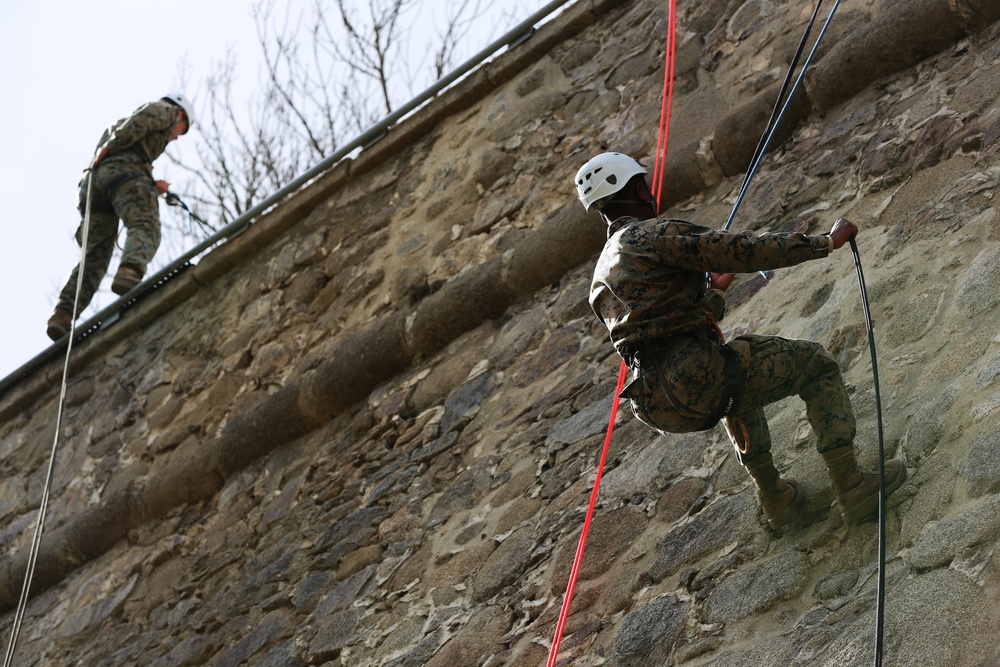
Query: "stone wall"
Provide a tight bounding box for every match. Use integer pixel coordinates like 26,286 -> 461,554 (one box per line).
2,0 -> 1000,665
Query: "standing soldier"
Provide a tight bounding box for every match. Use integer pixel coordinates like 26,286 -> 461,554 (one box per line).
575,152 -> 906,528
46,94 -> 194,341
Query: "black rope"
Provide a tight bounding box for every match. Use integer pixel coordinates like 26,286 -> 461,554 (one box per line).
724,0 -> 843,232
849,236 -> 887,667
733,0 -> 824,212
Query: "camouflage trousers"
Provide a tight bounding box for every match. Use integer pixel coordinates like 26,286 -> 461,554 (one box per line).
56,158 -> 160,314
624,333 -> 856,464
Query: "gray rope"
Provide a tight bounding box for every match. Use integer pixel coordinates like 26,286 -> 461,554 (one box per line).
3,172 -> 94,666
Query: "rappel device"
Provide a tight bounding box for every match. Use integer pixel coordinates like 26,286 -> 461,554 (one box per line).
164,191 -> 206,236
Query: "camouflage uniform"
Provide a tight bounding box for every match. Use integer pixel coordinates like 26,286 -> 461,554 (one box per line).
57,100 -> 180,313
591,216 -> 854,464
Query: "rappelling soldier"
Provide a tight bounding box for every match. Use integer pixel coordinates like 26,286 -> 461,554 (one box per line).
46,94 -> 195,341
575,152 -> 906,528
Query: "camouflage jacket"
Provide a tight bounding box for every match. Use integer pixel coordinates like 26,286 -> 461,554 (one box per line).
590,216 -> 832,358
96,100 -> 181,173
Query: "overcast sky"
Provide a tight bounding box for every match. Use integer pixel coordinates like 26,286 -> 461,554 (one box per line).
0,0 -> 548,380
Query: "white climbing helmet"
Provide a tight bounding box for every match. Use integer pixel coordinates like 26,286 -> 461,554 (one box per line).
574,152 -> 647,211
162,93 -> 194,133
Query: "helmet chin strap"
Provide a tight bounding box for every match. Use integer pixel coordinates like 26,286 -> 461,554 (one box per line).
597,178 -> 658,217
604,198 -> 658,217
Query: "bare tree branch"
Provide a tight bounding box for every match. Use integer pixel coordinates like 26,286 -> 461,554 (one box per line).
168,0 -> 534,245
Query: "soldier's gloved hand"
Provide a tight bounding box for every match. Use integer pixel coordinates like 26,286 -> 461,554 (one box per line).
829,218 -> 858,250
710,272 -> 735,292
155,180 -> 171,196
85,146 -> 109,172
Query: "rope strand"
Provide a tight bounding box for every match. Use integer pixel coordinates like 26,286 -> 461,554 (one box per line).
545,1 -> 678,663
723,0 -> 842,231
544,362 -> 628,667
849,237 -> 888,667
3,174 -> 93,666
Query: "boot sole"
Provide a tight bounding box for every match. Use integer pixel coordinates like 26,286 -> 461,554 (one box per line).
841,463 -> 907,524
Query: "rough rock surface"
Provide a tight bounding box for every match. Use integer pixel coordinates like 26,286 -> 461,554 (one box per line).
2,0 -> 1000,665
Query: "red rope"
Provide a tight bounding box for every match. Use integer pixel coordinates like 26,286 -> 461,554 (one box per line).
544,361 -> 627,667
545,1 -> 677,664
651,0 -> 677,213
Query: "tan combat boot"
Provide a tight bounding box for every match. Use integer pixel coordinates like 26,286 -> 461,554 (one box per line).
821,446 -> 906,523
111,265 -> 144,295
46,308 -> 73,342
744,452 -> 804,528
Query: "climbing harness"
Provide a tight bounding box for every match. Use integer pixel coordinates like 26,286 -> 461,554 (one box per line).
849,236 -> 889,667
546,1 -> 678,664
622,317 -> 746,436
2,174 -> 94,667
